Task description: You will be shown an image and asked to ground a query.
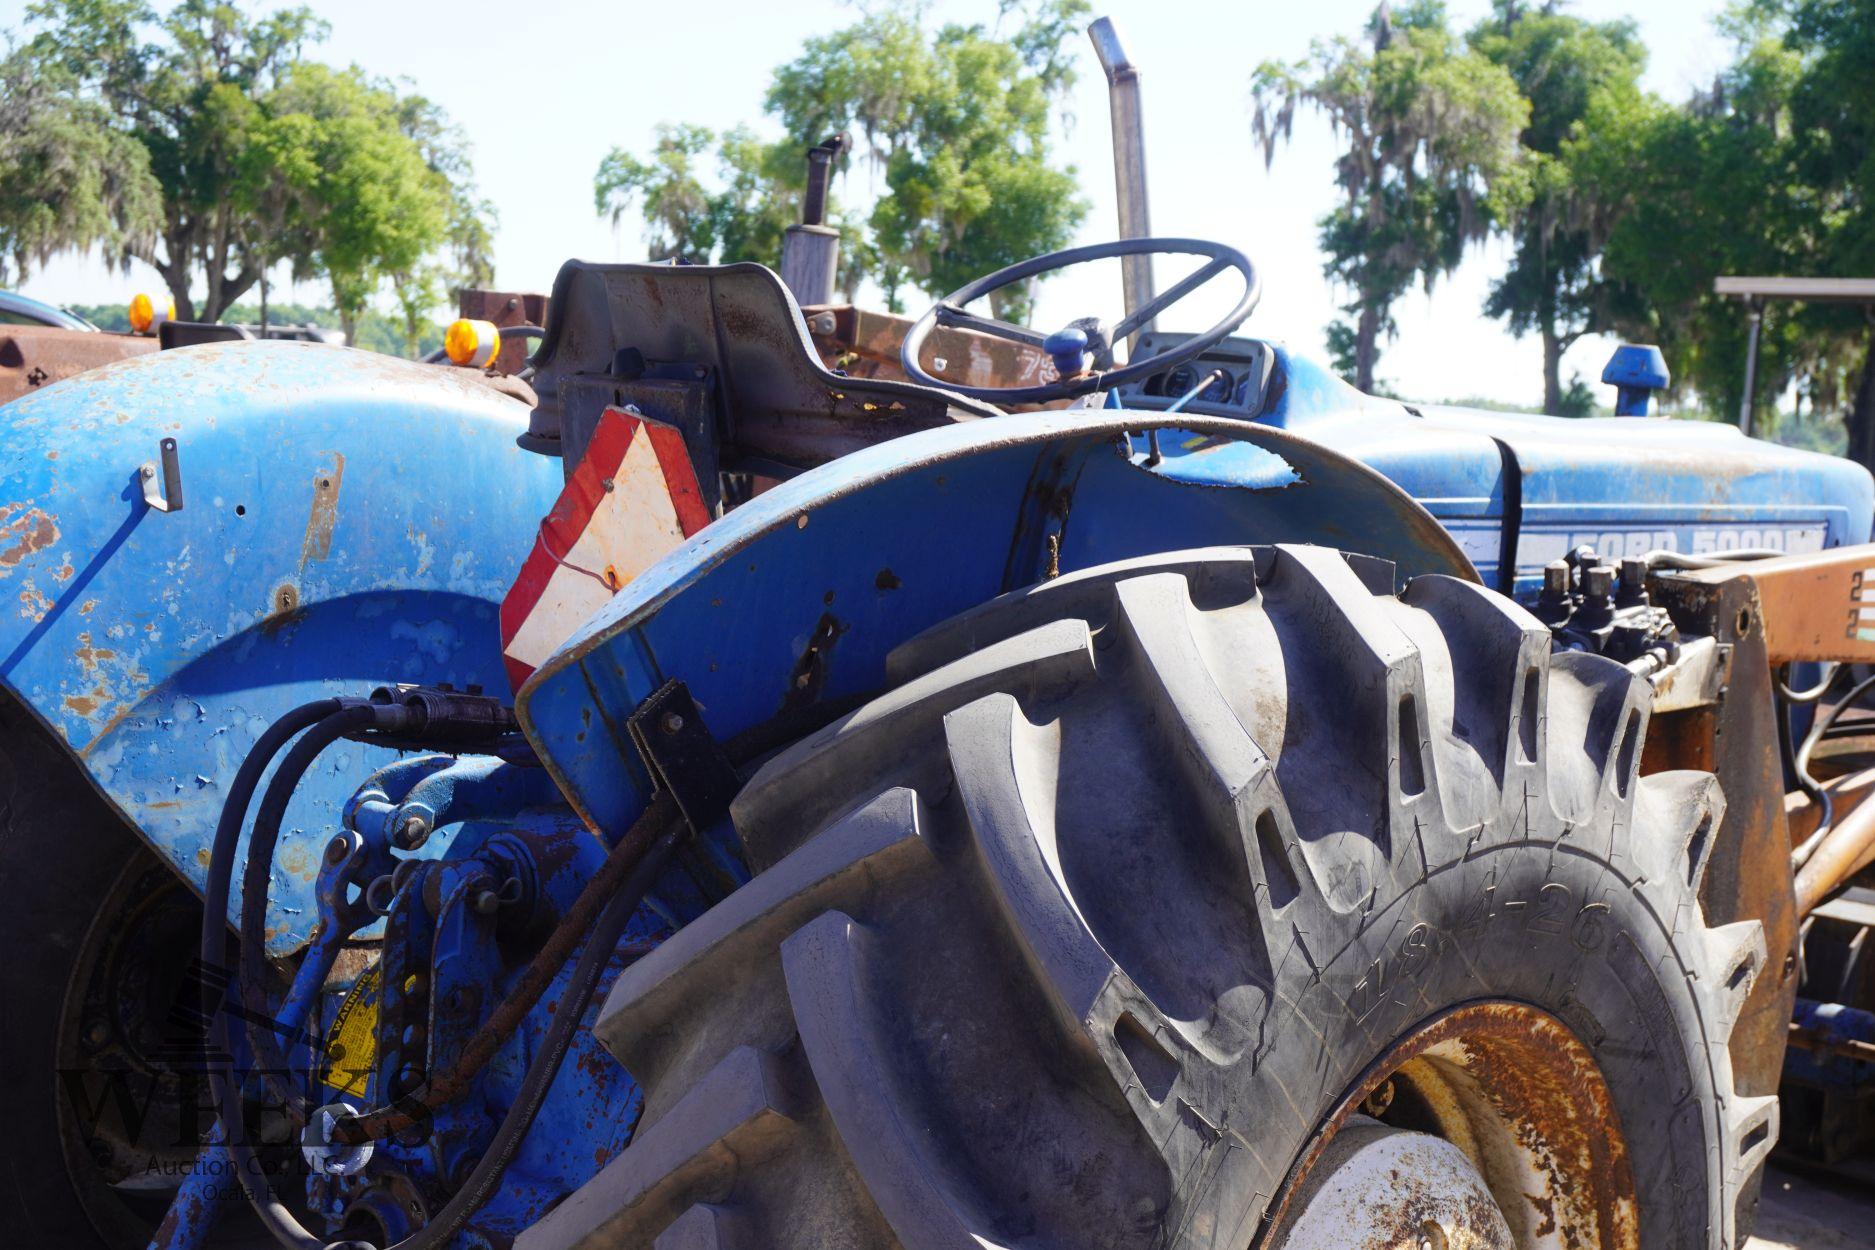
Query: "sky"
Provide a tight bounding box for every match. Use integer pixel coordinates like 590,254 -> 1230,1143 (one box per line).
3,0 -> 1739,409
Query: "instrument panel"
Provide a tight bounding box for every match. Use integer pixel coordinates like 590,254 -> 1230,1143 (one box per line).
1109,331 -> 1275,417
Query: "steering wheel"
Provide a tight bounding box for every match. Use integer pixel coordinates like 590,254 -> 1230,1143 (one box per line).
899,237 -> 1260,404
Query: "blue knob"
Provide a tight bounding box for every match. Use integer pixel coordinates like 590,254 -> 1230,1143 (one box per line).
1602,344 -> 1670,416
1043,327 -> 1090,377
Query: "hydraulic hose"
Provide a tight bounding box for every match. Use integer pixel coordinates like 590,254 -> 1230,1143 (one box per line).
1779,662 -> 1842,704
206,697 -> 689,1250
1780,667 -> 1835,863
198,698 -> 344,1250
1794,670 -> 1875,869
238,704 -> 411,1116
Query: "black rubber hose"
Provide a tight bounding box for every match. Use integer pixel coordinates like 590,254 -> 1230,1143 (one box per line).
1780,677 -> 1833,862
1796,670 -> 1875,868
378,792 -> 685,1250
219,702 -> 422,1250
1779,662 -> 1841,704
198,699 -> 343,1250
211,704 -> 685,1250
237,704 -> 409,1115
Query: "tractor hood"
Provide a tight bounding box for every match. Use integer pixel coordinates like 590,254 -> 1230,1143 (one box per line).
1421,404 -> 1873,574
1240,348 -> 1875,595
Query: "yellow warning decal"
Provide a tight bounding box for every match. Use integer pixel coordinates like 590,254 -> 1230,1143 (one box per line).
321,964 -> 380,1098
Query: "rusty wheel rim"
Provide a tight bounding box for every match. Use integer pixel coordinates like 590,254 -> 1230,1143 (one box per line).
1265,1000 -> 1638,1250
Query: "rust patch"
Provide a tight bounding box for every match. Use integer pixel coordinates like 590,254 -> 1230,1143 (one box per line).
74,632 -> 117,675
1269,1001 -> 1637,1250
19,581 -> 52,621
265,582 -> 303,627
299,455 -> 345,569
0,504 -> 58,568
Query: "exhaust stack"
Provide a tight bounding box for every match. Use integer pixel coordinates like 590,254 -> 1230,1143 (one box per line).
1089,17 -> 1156,335
779,134 -> 850,307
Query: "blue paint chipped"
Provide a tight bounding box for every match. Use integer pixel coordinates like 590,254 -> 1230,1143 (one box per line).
0,341 -> 561,954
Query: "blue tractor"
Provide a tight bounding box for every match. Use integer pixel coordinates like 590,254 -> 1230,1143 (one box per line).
4,18 -> 1875,1250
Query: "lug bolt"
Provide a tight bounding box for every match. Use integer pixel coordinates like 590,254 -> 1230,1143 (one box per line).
396,813 -> 431,849
472,888 -> 501,915
660,711 -> 685,735
1581,564 -> 1615,599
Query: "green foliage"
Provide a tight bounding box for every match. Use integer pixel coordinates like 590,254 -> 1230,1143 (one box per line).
11,1 -> 490,331
595,124 -> 804,272
65,301 -> 129,331
0,42 -> 159,284
1252,2 -> 1530,391
246,63 -> 457,345
1470,2 -> 1646,413
1563,2 -> 1873,457
593,0 -> 1089,320
21,0 -> 325,318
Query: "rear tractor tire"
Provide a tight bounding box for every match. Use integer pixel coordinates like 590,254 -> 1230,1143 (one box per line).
522,545 -> 1777,1250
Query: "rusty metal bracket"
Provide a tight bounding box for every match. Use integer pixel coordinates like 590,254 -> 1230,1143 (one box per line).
1647,572 -> 1798,1109
139,436 -> 183,513
1676,543 -> 1875,664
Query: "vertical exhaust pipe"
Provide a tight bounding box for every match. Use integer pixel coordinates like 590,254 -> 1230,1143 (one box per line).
1089,17 -> 1156,337
779,134 -> 850,307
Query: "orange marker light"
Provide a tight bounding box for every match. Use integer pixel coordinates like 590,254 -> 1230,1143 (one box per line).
444,318 -> 501,368
128,293 -> 174,335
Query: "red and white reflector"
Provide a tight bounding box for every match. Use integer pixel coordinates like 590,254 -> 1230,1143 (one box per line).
500,407 -> 710,690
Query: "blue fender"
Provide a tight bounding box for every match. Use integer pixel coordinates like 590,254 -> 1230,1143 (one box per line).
0,341 -> 561,953
517,407 -> 1476,836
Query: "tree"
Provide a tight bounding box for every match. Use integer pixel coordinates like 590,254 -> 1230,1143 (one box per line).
390,92 -> 496,354
593,0 -> 1090,320
24,0 -> 326,320
596,123 -> 742,262
1564,4 -> 1871,454
17,1 -> 492,333
245,64 -> 455,345
1469,2 -> 1645,414
1251,1 -> 1530,391
1776,0 -> 1875,463
0,43 -> 160,284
